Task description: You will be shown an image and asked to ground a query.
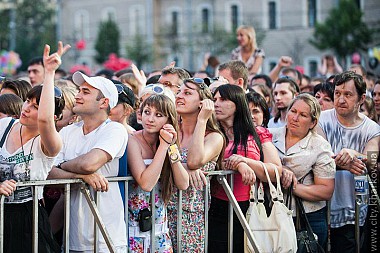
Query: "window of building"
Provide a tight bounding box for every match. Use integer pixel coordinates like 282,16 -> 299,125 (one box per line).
102,7 -> 116,22
269,2 -> 276,29
309,60 -> 318,78
354,0 -> 361,9
231,5 -> 239,32
171,11 -> 179,35
308,0 -> 317,27
202,8 -> 209,33
74,10 -> 90,40
130,5 -> 145,36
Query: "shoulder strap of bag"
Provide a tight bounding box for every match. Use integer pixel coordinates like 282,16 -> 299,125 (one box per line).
295,196 -> 317,241
0,118 -> 16,148
259,162 -> 278,201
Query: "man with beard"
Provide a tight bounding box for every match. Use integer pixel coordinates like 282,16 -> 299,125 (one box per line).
268,77 -> 299,128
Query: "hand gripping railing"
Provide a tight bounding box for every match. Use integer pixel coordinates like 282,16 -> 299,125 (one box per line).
0,172 -> 261,253
0,177 -> 134,253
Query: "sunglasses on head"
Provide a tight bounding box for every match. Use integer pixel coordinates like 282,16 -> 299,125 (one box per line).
145,84 -> 165,94
185,78 -> 206,89
115,84 -> 135,106
0,76 -> 5,84
160,81 -> 180,89
115,84 -> 128,96
54,86 -> 63,99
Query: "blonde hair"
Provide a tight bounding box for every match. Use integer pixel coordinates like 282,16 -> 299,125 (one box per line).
236,25 -> 257,51
120,73 -> 140,96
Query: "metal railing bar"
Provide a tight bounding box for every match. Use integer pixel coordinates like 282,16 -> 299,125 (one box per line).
63,183 -> 70,253
217,175 -> 261,253
0,196 -> 4,253
32,186 -> 39,253
177,190 -> 183,253
94,191 -> 99,253
80,184 -> 115,253
204,184 -> 209,253
227,174 -> 234,253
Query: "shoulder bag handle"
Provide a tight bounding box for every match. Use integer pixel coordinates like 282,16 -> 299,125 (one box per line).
0,118 -> 16,148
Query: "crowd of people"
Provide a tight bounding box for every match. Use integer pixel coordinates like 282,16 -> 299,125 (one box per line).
0,23 -> 379,253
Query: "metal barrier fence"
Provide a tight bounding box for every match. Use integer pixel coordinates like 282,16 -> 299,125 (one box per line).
0,171 -> 260,253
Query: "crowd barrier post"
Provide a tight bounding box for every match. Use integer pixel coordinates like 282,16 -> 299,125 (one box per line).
63,183 -> 71,253
80,183 -> 115,253
217,174 -> 261,253
32,185 -> 39,252
0,195 -> 4,253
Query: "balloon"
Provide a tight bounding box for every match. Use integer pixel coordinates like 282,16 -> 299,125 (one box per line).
351,52 -> 361,64
76,39 -> 86,51
0,50 -> 22,76
368,57 -> 378,69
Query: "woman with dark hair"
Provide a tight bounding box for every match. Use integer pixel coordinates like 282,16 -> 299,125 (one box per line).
0,79 -> 32,101
0,94 -> 23,119
208,84 -> 282,253
246,91 -> 270,128
169,77 -> 225,252
127,94 -> 189,252
314,81 -> 335,111
0,42 -> 69,252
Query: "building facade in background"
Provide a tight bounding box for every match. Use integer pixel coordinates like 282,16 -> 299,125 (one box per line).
52,0 -> 380,76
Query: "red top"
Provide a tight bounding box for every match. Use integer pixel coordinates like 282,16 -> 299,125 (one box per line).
212,126 -> 272,201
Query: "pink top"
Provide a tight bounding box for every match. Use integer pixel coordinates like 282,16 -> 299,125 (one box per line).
212,126 -> 272,201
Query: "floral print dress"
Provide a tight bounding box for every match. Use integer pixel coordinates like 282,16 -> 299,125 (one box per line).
167,148 -> 217,253
128,159 -> 173,253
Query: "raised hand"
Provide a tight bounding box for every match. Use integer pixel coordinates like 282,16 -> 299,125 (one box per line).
131,64 -> 147,88
198,99 -> 215,121
43,41 -> 71,72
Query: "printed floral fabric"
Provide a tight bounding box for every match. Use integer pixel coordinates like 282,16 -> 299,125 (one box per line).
167,148 -> 217,253
128,180 -> 173,253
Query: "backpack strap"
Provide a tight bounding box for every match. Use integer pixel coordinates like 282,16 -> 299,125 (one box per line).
0,118 -> 16,148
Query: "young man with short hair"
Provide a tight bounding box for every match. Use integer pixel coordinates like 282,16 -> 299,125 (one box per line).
48,71 -> 128,252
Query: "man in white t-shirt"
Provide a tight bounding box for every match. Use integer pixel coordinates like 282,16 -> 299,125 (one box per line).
48,71 -> 128,253
317,71 -> 380,253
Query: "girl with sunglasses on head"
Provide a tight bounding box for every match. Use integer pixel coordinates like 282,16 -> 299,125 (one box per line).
168,78 -> 225,252
127,94 -> 189,253
208,84 -> 282,253
0,42 -> 70,252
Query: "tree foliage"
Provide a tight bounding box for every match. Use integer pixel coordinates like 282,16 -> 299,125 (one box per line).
15,0 -> 56,70
125,34 -> 152,69
310,0 -> 372,60
94,19 -> 120,64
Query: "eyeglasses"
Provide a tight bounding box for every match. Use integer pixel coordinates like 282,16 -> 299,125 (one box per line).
185,78 -> 206,89
160,81 -> 181,89
54,86 -> 63,99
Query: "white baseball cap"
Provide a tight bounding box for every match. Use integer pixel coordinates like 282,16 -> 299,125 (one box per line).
73,71 -> 118,109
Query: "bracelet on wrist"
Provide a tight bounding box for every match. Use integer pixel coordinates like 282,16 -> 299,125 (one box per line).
159,134 -> 172,145
56,161 -> 67,170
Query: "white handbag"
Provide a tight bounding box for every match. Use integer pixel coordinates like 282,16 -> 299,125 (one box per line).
244,162 -> 297,253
